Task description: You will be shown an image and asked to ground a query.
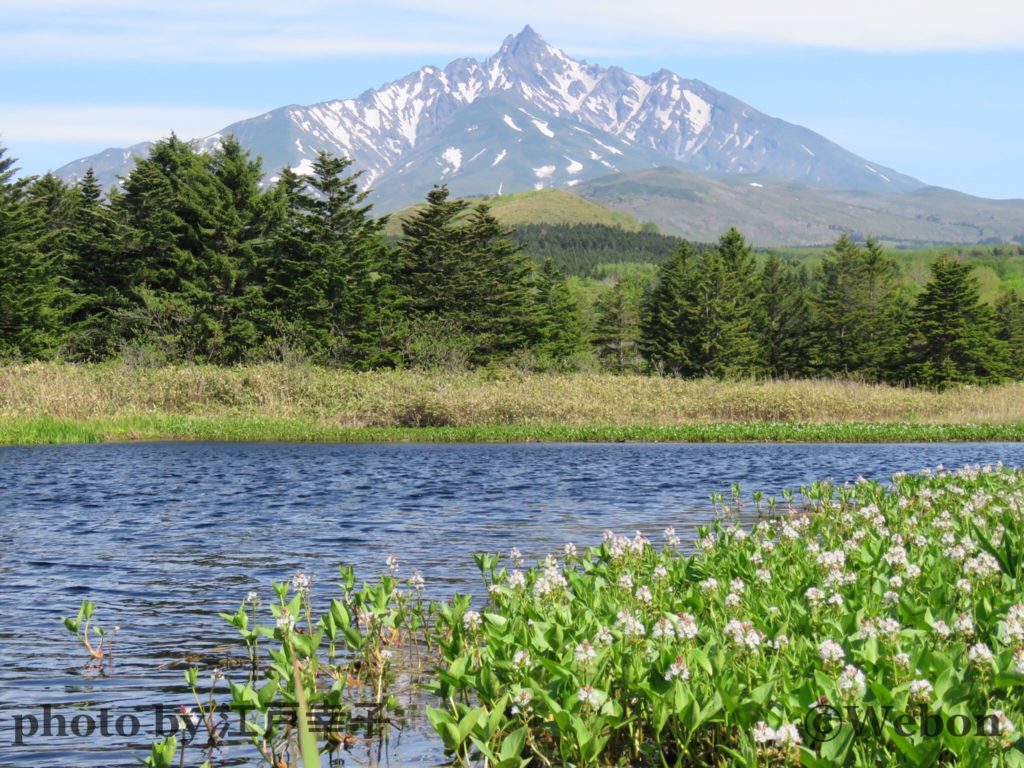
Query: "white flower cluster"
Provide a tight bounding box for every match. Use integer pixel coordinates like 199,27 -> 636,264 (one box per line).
664,655 -> 689,681
616,609 -> 645,638
753,721 -> 801,748
724,619 -> 764,652
818,639 -> 845,665
533,559 -> 568,598
1005,603 -> 1024,642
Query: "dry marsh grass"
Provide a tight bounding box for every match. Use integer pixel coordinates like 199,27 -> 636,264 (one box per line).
3,362 -> 1024,429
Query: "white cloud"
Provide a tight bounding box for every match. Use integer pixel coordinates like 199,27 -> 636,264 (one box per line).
1,0 -> 1022,63
0,103 -> 254,144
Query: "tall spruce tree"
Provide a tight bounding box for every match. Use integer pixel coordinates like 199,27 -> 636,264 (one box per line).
759,254 -> 813,378
0,147 -> 64,358
904,256 -> 1008,386
812,235 -> 908,381
115,135 -> 243,360
62,169 -> 132,359
639,242 -> 698,375
395,186 -> 535,366
531,259 -> 582,366
592,282 -> 640,373
690,228 -> 763,378
263,153 -> 395,367
995,290 -> 1024,380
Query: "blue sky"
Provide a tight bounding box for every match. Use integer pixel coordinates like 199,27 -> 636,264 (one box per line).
2,1 -> 1023,198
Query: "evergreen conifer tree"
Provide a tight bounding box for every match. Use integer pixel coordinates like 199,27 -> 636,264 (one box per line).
759,254 -> 813,378
591,282 -> 640,373
639,242 -> 698,375
532,259 -> 582,366
812,235 -> 908,381
0,147 -> 64,358
904,256 -> 1008,386
995,290 -> 1024,380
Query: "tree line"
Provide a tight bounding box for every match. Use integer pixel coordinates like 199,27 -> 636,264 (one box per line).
1,138 -> 1022,386
0,138 -> 578,370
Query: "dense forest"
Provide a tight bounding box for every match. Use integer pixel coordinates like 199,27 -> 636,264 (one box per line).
2,139 -> 1023,386
509,223 -> 696,276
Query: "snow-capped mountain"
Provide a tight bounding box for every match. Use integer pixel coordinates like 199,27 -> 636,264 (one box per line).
56,25 -> 923,208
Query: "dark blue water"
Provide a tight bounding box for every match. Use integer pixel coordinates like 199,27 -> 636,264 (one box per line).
2,441 -> 1024,766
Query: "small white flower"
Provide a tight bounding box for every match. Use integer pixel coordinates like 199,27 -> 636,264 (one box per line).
564,542 -> 577,559
663,527 -> 681,547
617,610 -> 645,638
508,569 -> 526,589
909,679 -> 933,704
725,593 -> 741,609
878,618 -> 901,639
577,685 -> 602,708
753,721 -> 775,744
954,613 -> 975,637
665,655 -> 689,681
574,640 -> 597,663
511,687 -> 533,714
819,639 -> 845,665
651,617 -> 676,641
513,649 -> 531,667
805,587 -> 825,607
618,573 -> 634,589
635,585 -> 653,604
409,570 -> 425,590
837,665 -> 867,698
595,626 -> 614,645
276,610 -> 296,632
462,610 -> 482,632
774,723 -> 802,748
987,710 -> 1015,739
894,652 -> 910,669
291,571 -> 311,595
676,612 -> 699,640
245,591 -> 259,604
509,547 -> 524,567
385,555 -> 398,575
653,564 -> 669,581
968,642 -> 994,667
700,577 -> 718,593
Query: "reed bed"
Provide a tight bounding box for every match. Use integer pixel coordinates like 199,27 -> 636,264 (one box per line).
2,363 -> 1024,444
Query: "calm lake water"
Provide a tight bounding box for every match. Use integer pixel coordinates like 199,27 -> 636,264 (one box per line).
3,441 -> 1024,766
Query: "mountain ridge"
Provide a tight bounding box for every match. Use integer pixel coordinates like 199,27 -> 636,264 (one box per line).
56,25 -> 924,207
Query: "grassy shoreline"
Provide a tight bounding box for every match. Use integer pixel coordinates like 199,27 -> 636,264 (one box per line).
3,363 -> 1024,445
4,415 -> 1024,446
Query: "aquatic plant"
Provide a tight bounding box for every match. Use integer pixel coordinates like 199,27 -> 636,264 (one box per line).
61,599 -> 116,665
103,463 -> 1024,765
423,464 -> 1024,766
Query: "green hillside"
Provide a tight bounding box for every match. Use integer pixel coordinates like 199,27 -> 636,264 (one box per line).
382,188 -> 645,235
576,167 -> 1024,248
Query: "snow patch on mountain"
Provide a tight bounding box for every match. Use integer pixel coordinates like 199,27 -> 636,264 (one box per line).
531,118 -> 555,138
503,114 -> 523,132
864,164 -> 891,183
292,158 -> 316,176
533,165 -> 556,179
441,147 -> 463,172
564,157 -> 583,174
492,150 -> 507,167
593,139 -> 623,156
683,90 -> 712,135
